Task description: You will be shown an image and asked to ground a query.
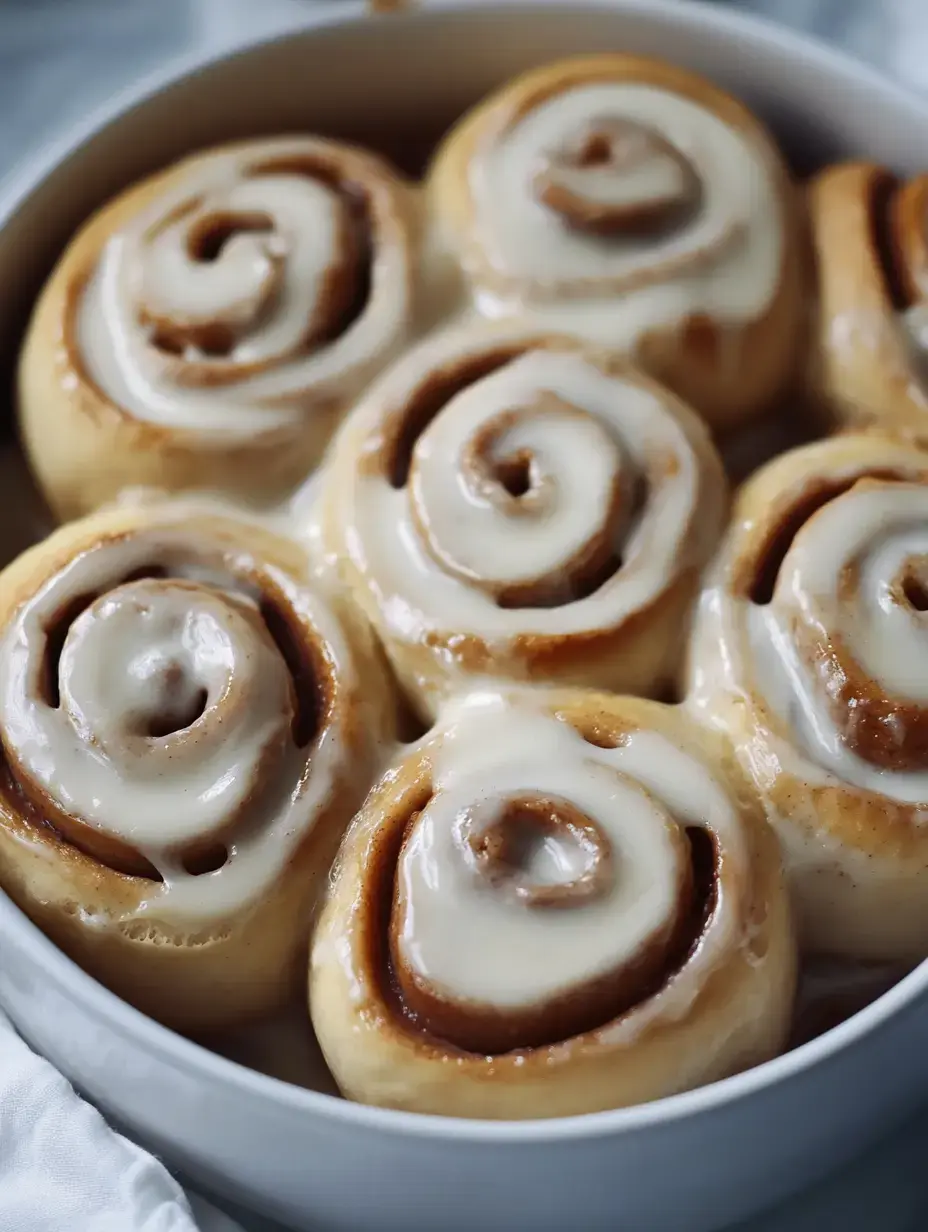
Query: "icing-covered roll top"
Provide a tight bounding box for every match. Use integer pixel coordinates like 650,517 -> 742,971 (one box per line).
428,54 -> 803,427
311,692 -> 795,1118
0,503 -> 393,1029
81,139 -> 414,439
809,162 -> 928,441
720,438 -> 928,791
388,701 -> 726,1054
687,434 -> 928,960
757,478 -> 928,776
0,512 -> 355,919
19,137 -> 421,519
532,116 -> 702,239
313,326 -> 727,715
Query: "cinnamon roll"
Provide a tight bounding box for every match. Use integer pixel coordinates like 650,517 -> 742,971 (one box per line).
0,501 -> 392,1031
311,689 -> 795,1119
18,138 -> 420,520
808,162 -> 928,442
309,325 -> 727,719
427,54 -> 805,429
688,433 -> 928,961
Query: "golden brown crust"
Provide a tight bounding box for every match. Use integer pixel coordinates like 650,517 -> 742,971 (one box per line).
0,500 -> 395,1032
313,323 -> 728,720
686,433 -> 928,960
427,54 -> 807,431
310,691 -> 795,1119
806,161 -> 928,442
17,138 -> 422,522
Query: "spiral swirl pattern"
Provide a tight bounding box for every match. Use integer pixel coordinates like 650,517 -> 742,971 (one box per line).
77,138 -> 414,441
0,512 -> 354,921
687,434 -> 928,959
389,697 -> 732,1053
315,327 -> 726,712
310,691 -> 794,1118
429,56 -> 787,356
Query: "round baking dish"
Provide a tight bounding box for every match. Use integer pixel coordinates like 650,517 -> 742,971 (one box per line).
3,3 -> 928,1230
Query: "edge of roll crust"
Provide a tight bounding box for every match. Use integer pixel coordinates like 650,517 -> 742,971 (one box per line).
807,160 -> 928,443
0,499 -> 395,1032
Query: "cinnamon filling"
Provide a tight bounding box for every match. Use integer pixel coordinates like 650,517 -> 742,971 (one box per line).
868,171 -> 913,312
40,592 -> 96,708
453,392 -> 634,608
375,788 -> 718,1056
3,548 -> 328,880
745,472 -> 928,770
258,591 -> 325,750
381,344 -> 529,489
383,347 -> 642,610
900,557 -> 928,612
253,157 -> 374,348
143,682 -> 208,738
186,211 -> 273,263
794,613 -> 928,772
743,470 -> 908,604
457,795 -> 613,909
534,117 -> 701,237
145,156 -> 373,363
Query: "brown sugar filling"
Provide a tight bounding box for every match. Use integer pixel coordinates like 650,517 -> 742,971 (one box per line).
3,551 -> 327,880
383,344 -> 530,489
149,157 -> 373,361
370,778 -> 719,1055
381,343 -> 641,609
745,470 -> 908,605
868,171 -> 912,312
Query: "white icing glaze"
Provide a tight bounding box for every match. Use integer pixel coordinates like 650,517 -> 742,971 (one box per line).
393,694 -> 746,1028
77,139 -> 412,442
466,83 -> 782,343
323,334 -> 717,646
0,515 -> 353,922
689,481 -> 928,807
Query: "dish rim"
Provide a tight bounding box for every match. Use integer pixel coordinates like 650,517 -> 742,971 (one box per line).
3,0 -> 928,1143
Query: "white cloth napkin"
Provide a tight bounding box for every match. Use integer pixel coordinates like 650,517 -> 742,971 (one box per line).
0,1011 -> 243,1232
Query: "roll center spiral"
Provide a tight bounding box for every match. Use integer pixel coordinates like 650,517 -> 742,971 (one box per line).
534,116 -> 700,236
456,794 -> 613,908
380,707 -> 728,1055
405,354 -> 634,608
0,538 -> 324,882
899,556 -> 928,613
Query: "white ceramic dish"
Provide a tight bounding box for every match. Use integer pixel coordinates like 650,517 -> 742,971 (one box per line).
3,3 -> 928,1229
